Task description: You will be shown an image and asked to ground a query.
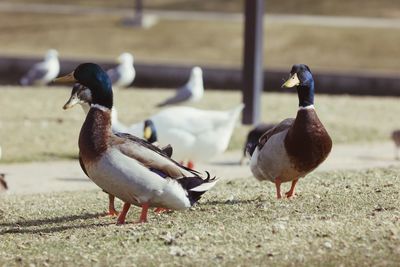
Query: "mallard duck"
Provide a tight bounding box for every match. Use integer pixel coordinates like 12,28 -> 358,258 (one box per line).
64,84 -> 173,216
240,123 -> 276,165
20,49 -> 60,86
250,64 -> 332,199
56,63 -> 217,224
156,66 -> 204,107
106,52 -> 135,88
63,84 -> 244,168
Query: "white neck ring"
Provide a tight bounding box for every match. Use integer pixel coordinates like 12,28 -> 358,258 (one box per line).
91,104 -> 110,112
298,105 -> 315,110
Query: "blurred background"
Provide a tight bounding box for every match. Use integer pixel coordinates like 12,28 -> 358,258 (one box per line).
0,0 -> 399,71
1,0 -> 400,163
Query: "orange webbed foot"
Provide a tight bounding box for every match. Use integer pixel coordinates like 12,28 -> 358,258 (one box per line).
285,179 -> 299,199
154,207 -> 170,213
107,209 -> 119,217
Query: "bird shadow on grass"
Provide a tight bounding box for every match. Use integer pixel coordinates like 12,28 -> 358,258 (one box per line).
201,198 -> 261,207
0,221 -> 115,235
0,212 -> 114,235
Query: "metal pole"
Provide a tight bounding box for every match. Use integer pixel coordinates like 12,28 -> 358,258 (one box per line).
242,0 -> 264,125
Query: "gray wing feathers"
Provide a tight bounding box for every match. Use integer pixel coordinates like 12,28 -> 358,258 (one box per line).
157,85 -> 193,107
258,118 -> 294,148
20,64 -> 48,85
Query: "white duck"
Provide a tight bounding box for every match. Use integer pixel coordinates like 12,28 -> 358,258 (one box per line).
156,66 -> 204,107
63,84 -> 243,168
106,52 -> 136,88
20,49 -> 60,86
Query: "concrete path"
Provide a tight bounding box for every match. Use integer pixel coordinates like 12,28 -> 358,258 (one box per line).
0,142 -> 399,195
1,2 -> 400,29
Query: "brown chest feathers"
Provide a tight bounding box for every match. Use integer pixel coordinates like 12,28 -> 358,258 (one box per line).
284,109 -> 332,173
79,108 -> 112,162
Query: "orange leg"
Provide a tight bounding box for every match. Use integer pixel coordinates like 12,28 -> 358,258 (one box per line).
187,160 -> 194,169
107,194 -> 119,216
154,207 -> 170,213
138,203 -> 149,223
116,202 -> 131,225
285,179 -> 299,198
275,177 -> 282,199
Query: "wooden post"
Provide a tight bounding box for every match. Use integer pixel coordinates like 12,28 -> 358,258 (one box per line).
242,0 -> 264,125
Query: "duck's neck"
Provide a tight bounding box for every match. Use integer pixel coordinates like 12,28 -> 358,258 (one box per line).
297,81 -> 314,109
188,74 -> 203,91
79,104 -> 112,161
292,81 -> 319,136
80,103 -> 91,114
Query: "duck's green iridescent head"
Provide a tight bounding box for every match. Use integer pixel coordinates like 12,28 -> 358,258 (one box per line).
55,63 -> 113,109
282,64 -> 314,107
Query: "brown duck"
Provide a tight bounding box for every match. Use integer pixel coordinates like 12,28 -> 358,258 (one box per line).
250,64 -> 332,199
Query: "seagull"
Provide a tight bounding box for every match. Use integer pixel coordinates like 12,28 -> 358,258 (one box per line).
157,66 -> 204,107
20,49 -> 60,86
106,52 -> 136,88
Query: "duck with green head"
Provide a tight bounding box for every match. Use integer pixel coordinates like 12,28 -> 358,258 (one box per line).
250,64 -> 332,199
55,63 -> 217,224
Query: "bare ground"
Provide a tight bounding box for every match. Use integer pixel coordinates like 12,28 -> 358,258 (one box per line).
1,142 -> 398,195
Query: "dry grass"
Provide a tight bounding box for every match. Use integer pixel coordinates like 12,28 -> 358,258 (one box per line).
1,167 -> 399,266
8,0 -> 400,18
0,13 -> 400,72
0,87 -> 399,163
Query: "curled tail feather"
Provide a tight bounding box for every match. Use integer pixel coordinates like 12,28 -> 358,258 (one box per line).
177,172 -> 217,205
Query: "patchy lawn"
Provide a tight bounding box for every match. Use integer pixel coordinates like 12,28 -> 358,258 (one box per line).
0,167 -> 399,266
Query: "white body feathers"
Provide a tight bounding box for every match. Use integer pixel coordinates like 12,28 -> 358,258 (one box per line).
107,53 -> 135,88
128,104 -> 244,162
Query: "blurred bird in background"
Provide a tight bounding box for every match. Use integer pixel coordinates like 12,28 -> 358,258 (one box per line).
20,49 -> 60,86
156,66 -> 204,107
107,52 -> 135,88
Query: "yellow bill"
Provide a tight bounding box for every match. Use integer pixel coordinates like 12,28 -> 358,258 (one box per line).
53,71 -> 76,84
282,73 -> 300,88
143,126 -> 152,140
